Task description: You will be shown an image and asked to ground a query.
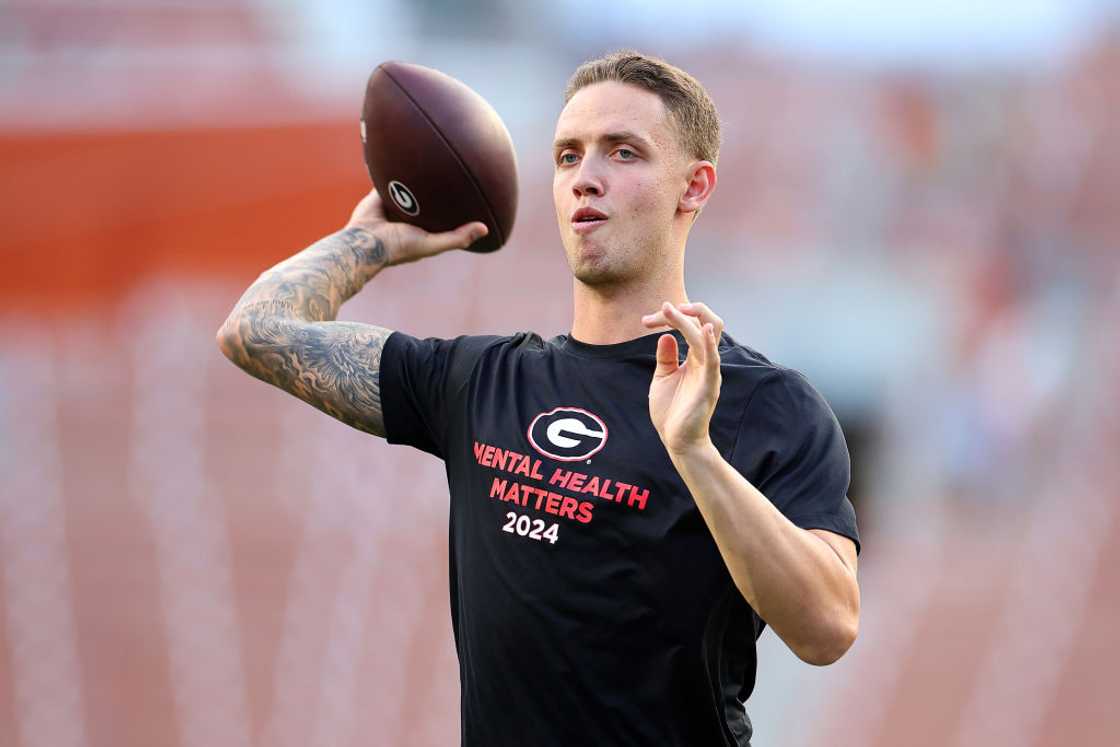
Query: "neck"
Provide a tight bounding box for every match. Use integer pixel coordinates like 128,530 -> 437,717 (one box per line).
569,273 -> 689,345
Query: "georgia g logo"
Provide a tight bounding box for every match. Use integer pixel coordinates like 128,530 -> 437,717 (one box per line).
527,407 -> 609,462
387,180 -> 420,216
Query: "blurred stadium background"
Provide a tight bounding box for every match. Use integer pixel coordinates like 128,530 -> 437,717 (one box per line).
2,1 -> 1119,745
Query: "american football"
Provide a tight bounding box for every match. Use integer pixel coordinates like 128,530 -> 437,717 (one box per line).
360,61 -> 518,253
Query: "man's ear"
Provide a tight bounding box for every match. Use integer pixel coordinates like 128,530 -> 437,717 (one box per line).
679,160 -> 717,216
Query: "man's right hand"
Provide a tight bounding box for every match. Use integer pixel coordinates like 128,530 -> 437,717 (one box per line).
345,187 -> 489,267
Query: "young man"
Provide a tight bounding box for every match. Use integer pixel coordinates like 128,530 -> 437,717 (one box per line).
218,51 -> 860,746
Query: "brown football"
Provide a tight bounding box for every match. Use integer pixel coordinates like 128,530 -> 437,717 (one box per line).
360,61 -> 518,254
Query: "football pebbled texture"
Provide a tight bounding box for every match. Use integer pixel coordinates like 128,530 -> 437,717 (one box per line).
360,61 -> 518,254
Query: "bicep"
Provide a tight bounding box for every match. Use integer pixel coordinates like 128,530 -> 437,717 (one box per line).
220,314 -> 392,437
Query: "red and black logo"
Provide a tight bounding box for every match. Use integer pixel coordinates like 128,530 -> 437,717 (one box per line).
527,407 -> 609,462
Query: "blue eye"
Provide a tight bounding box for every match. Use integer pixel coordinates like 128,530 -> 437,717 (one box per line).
558,153 -> 578,165
616,148 -> 636,160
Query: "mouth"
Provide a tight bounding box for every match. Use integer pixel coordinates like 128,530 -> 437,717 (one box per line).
571,206 -> 608,234
572,219 -> 606,235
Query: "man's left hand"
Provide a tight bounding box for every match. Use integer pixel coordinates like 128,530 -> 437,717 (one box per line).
640,301 -> 724,456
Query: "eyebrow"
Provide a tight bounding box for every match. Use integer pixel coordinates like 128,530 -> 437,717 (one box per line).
552,130 -> 653,153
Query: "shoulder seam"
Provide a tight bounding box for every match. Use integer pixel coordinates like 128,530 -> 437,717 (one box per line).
449,332 -> 515,389
446,331 -> 533,406
728,368 -> 785,464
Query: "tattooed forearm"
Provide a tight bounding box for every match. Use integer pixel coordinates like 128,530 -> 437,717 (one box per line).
217,226 -> 393,437
231,227 -> 388,323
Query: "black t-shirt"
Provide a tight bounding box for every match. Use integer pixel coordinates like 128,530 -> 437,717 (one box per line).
380,327 -> 860,746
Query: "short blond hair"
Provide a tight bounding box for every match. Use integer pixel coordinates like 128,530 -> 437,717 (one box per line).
564,50 -> 721,165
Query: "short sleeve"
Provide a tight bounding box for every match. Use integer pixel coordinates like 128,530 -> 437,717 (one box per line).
729,369 -> 861,554
379,331 -> 501,459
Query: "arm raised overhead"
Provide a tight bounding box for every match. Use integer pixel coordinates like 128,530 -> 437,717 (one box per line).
216,188 -> 488,436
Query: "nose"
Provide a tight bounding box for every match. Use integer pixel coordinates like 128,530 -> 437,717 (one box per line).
572,158 -> 604,199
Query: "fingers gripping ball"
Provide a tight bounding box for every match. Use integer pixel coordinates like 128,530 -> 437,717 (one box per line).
360,61 -> 519,253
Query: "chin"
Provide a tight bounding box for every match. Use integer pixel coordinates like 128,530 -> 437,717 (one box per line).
571,255 -> 637,287
562,243 -> 603,282
563,234 -> 638,286
573,267 -> 618,286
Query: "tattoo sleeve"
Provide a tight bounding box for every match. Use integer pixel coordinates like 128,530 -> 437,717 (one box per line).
217,227 -> 393,437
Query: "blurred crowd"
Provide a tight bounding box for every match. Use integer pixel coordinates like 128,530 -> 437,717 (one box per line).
652,31 -> 1119,517
2,2 -> 1117,745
